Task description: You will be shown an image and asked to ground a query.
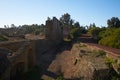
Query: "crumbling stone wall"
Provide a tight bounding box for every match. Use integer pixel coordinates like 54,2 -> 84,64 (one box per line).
0,39 -> 57,80
0,41 -> 27,52
0,40 -> 36,80
0,48 -> 10,80
45,17 -> 63,45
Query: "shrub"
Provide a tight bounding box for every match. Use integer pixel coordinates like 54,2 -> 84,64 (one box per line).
78,43 -> 87,48
105,57 -> 117,68
70,28 -> 81,39
0,34 -> 8,41
118,63 -> 120,67
92,50 -> 106,57
96,50 -> 106,57
56,73 -> 63,80
56,75 -> 63,80
99,28 -> 120,49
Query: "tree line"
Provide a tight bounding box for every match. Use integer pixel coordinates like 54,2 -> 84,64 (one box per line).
3,24 -> 45,35
0,13 -> 120,49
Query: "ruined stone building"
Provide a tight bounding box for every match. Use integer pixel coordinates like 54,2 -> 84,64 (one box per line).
45,17 -> 63,45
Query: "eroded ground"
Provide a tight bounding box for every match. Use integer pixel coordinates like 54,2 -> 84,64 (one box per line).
41,42 -> 108,80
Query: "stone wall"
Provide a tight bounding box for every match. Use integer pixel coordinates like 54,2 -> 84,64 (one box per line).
0,41 -> 26,52
0,40 -> 36,80
0,39 -> 57,80
45,17 -> 63,45
35,39 -> 54,65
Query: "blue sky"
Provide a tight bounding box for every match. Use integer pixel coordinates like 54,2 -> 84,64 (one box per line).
0,0 -> 120,27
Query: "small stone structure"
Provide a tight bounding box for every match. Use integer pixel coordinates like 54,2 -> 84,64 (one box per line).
45,17 -> 63,45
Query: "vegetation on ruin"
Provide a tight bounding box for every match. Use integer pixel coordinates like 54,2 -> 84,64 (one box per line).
105,57 -> 116,66
92,50 -> 106,57
105,57 -> 120,80
56,75 -> 63,80
78,43 -> 87,48
60,13 -> 86,39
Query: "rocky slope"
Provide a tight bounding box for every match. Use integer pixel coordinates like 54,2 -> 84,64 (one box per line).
41,43 -> 109,80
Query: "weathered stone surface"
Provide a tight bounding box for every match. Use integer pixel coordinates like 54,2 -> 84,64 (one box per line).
0,39 -> 58,80
46,43 -> 109,80
0,40 -> 36,80
0,48 -> 10,78
45,17 -> 63,45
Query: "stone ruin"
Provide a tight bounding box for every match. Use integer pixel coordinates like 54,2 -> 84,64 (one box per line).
0,48 -> 10,77
0,17 -> 64,80
45,17 -> 63,45
0,40 -> 36,80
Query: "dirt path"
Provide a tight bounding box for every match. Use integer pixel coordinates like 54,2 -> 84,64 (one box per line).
77,35 -> 120,56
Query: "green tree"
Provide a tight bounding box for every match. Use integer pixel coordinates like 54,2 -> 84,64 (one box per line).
60,13 -> 71,26
74,22 -> 80,28
89,23 -> 96,28
11,24 -> 16,28
107,17 -> 120,28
